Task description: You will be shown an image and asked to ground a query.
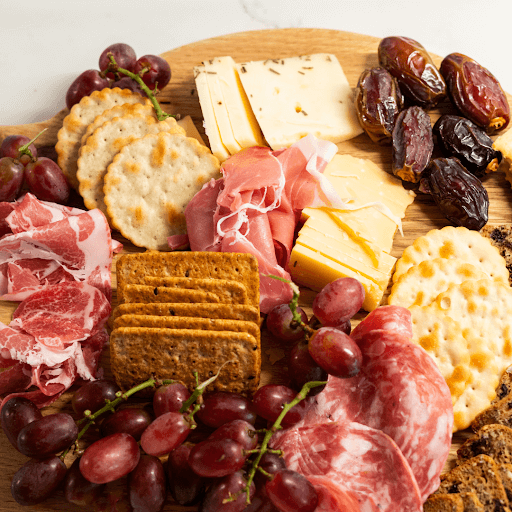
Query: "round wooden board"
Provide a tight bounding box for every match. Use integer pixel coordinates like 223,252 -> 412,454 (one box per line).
0,28 -> 511,510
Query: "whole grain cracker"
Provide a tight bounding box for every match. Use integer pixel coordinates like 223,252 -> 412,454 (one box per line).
104,132 -> 221,251
388,258 -> 489,308
409,305 -> 471,405
116,252 -> 260,307
111,302 -> 260,324
393,226 -> 509,285
144,276 -> 248,305
481,223 -> 512,286
120,284 -> 221,305
110,327 -> 260,395
426,278 -> 512,430
76,113 -> 185,219
56,88 -> 150,190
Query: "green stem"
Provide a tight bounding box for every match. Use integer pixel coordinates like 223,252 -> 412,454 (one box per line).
17,129 -> 47,163
243,380 -> 326,503
107,54 -> 174,122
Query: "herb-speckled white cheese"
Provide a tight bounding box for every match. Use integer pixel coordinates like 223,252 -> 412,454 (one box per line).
236,54 -> 363,150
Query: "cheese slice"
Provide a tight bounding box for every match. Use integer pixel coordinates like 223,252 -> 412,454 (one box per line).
177,115 -> 205,145
289,242 -> 383,312
237,54 -> 363,150
202,61 -> 242,155
193,65 -> 230,162
203,56 -> 265,149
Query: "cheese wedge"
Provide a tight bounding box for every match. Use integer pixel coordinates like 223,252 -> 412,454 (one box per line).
193,65 -> 230,162
236,54 -> 363,150
203,56 -> 265,149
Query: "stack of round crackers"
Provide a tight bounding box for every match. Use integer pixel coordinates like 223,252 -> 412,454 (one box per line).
56,87 -> 221,251
388,225 -> 512,432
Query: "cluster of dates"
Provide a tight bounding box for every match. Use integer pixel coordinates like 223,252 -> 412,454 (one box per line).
355,36 -> 510,230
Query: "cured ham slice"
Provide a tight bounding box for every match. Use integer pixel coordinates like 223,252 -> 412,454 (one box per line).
298,331 -> 453,502
271,422 -> 422,512
308,476 -> 366,512
184,135 -> 343,313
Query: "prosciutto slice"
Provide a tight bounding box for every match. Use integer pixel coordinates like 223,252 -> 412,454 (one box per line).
184,135 -> 342,313
271,422 -> 422,512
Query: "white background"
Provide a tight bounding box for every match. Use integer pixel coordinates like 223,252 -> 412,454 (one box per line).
1,0 -> 511,125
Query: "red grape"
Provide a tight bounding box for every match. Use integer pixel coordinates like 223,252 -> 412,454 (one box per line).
265,469 -> 318,512
24,157 -> 70,204
266,304 -> 307,343
308,327 -> 362,378
100,407 -> 152,441
0,135 -> 37,165
72,379 -> 120,418
64,458 -> 105,506
166,443 -> 207,506
0,157 -> 24,201
196,391 -> 256,428
129,454 -> 167,512
140,411 -> 191,457
11,456 -> 67,506
188,438 -> 246,477
208,419 -> 258,450
312,277 -> 365,326
111,76 -> 145,95
153,381 -> 191,417
252,385 -> 309,428
17,412 -> 78,458
80,432 -> 140,484
134,55 -> 171,91
99,43 -> 137,79
66,69 -> 111,110
288,339 -> 327,396
1,396 -> 42,451
242,494 -> 280,512
201,470 -> 255,512
254,452 -> 287,493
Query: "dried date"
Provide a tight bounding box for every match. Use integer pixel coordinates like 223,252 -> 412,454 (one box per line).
355,67 -> 404,144
420,157 -> 488,230
392,106 -> 434,183
433,114 -> 501,176
378,36 -> 446,108
440,53 -> 510,133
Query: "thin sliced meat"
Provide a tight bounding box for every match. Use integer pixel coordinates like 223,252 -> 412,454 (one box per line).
308,475 -> 366,512
299,333 -> 453,502
10,281 -> 110,348
271,422 -> 422,512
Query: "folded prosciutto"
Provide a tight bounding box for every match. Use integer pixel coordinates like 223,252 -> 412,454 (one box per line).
182,135 -> 343,313
0,194 -> 118,410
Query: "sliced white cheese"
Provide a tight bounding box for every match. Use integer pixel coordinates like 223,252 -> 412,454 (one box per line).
236,53 -> 363,150
204,56 -> 265,149
193,65 -> 230,162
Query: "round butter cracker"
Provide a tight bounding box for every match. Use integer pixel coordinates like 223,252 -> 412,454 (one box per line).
104,131 -> 221,251
393,226 -> 509,285
56,87 -> 151,190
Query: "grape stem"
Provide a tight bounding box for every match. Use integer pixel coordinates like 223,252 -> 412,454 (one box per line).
17,129 -> 47,163
242,380 -> 326,504
106,54 -> 175,122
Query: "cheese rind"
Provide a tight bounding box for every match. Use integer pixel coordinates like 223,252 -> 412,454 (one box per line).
236,54 -> 363,150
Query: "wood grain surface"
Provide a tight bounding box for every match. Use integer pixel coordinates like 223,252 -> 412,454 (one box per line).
0,28 -> 510,510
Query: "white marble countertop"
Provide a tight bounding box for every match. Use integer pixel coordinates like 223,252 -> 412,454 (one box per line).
1,0 -> 511,126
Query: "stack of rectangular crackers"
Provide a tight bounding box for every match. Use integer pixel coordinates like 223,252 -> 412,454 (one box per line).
110,251 -> 261,396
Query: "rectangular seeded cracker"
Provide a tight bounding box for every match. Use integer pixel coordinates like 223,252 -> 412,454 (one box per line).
144,276 -> 249,305
111,302 -> 260,324
120,284 -> 222,305
110,327 -> 260,395
116,252 -> 259,306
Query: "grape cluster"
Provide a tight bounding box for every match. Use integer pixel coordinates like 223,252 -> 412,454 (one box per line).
266,277 -> 365,394
0,133 -> 70,204
66,43 -> 172,110
2,377 -> 321,511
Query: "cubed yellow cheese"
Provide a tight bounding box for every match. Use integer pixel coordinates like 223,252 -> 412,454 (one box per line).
236,54 -> 363,150
193,65 -> 230,162
203,57 -> 266,149
289,242 -> 384,311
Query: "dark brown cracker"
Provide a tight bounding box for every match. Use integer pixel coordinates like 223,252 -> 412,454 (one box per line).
481,224 -> 512,286
423,494 -> 464,512
116,251 -> 259,306
110,327 -> 260,395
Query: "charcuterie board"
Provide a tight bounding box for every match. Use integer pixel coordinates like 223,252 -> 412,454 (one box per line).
0,28 -> 511,510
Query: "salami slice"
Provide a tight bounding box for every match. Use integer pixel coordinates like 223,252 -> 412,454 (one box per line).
271,422 -> 422,512
308,475 -> 366,512
299,333 -> 453,501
